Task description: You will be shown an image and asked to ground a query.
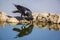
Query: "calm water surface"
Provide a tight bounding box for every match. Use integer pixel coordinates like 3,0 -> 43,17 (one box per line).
0,22 -> 60,40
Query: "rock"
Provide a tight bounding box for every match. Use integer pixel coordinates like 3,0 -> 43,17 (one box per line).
39,13 -> 49,18
0,11 -> 60,24
37,13 -> 60,23
57,15 -> 60,23
0,12 -> 8,21
48,13 -> 59,23
37,13 -> 47,22
32,13 -> 38,21
19,19 -> 30,23
7,17 -> 19,23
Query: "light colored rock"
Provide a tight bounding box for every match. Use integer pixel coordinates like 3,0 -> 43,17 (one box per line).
32,13 -> 49,22
32,13 -> 39,21
48,13 -> 59,23
37,13 -> 50,22
57,15 -> 60,23
0,12 -> 8,21
19,19 -> 30,24
0,11 -> 60,24
37,14 -> 47,22
32,13 -> 59,23
7,17 -> 19,23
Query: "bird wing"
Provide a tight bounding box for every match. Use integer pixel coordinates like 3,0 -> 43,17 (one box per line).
14,4 -> 32,13
13,10 -> 20,13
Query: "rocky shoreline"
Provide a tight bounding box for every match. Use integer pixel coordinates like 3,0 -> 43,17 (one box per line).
0,12 -> 60,24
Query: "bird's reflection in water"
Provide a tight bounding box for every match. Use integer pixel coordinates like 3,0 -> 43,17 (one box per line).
0,21 -> 60,31
0,21 -> 60,38
13,22 -> 34,38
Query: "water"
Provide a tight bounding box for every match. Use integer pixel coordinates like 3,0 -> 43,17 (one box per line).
0,21 -> 60,40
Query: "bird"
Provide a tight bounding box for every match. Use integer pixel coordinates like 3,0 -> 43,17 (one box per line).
13,4 -> 33,21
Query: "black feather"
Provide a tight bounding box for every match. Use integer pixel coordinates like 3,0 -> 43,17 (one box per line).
13,4 -> 33,21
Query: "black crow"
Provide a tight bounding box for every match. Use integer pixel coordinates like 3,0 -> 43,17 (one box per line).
13,4 -> 33,21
